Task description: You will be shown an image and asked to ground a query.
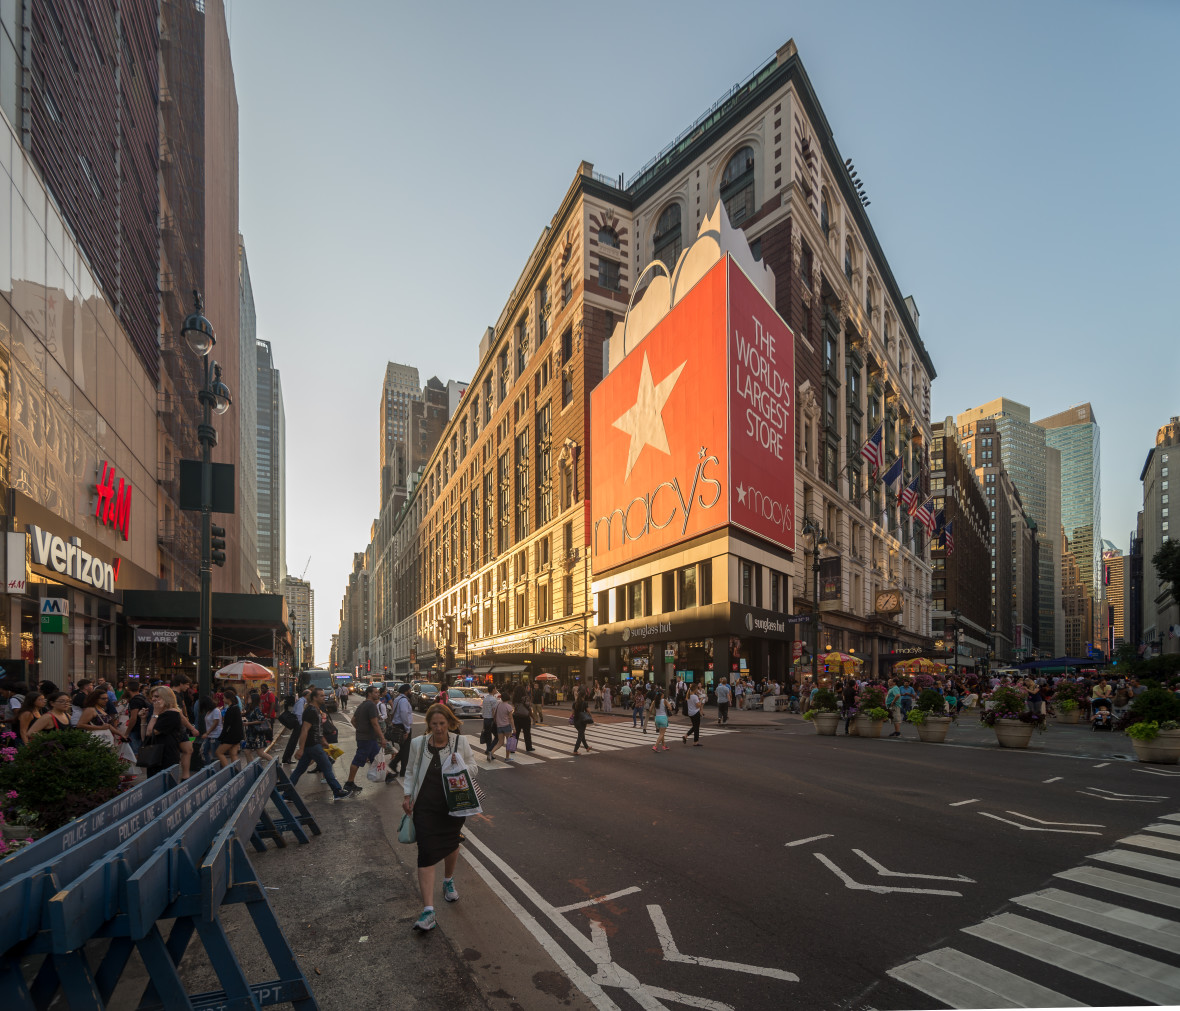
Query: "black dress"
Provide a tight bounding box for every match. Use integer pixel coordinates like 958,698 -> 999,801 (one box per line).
148,710 -> 184,776
412,741 -> 464,868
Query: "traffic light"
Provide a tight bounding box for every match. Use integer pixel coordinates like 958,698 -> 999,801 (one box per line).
211,525 -> 226,567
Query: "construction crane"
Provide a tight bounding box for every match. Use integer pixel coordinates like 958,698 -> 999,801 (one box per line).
298,555 -> 311,581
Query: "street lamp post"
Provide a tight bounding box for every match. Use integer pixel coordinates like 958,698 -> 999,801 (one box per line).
801,516 -> 828,692
182,291 -> 232,700
950,608 -> 962,681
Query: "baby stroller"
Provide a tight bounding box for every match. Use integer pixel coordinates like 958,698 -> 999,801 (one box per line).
1091,698 -> 1114,731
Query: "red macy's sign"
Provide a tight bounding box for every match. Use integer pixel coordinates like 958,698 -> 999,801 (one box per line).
95,461 -> 131,541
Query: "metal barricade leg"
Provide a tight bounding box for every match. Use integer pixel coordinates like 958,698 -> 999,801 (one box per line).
52,950 -> 104,1010
135,924 -> 196,1011
0,957 -> 36,1010
272,767 -> 320,838
95,937 -> 136,1003
193,917 -> 259,1011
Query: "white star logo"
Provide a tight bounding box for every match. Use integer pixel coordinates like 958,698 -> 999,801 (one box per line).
612,352 -> 687,482
736,484 -> 747,505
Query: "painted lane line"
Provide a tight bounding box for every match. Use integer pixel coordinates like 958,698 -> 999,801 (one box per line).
553,887 -> 642,914
1093,762 -> 1110,768
785,833 -> 833,847
464,828 -> 694,1010
460,848 -> 622,1011
1011,887 -> 1180,955
1042,776 -> 1063,783
1117,832 -> 1180,856
1001,810 -> 1104,827
1056,865 -> 1180,909
852,849 -> 974,883
978,812 -> 1101,835
814,854 -> 965,896
888,946 -> 1085,1010
1082,787 -> 1168,800
1135,767 -> 1180,777
647,905 -> 798,982
948,799 -> 979,807
963,912 -> 1180,1005
1090,848 -> 1180,881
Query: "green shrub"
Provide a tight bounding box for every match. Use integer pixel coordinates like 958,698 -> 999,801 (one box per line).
915,689 -> 946,713
0,730 -> 124,832
1128,688 -> 1180,726
811,689 -> 838,712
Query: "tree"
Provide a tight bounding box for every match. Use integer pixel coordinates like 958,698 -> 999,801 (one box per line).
1153,538 -> 1180,602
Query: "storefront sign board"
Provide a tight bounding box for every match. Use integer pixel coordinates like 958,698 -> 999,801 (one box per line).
6,533 -> 27,594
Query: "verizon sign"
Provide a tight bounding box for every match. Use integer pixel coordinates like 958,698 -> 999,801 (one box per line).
28,524 -> 121,593
591,255 -> 795,573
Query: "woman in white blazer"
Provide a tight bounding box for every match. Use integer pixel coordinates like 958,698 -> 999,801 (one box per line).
402,702 -> 478,931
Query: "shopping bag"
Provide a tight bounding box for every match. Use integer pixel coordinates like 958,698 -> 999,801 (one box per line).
325,744 -> 344,762
440,742 -> 482,817
117,741 -> 136,764
505,734 -> 518,754
367,750 -> 388,782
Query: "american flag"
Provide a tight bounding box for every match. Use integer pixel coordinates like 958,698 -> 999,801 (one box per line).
900,475 -> 922,514
860,425 -> 885,477
942,520 -> 954,555
881,456 -> 904,489
915,497 -> 937,534
934,508 -> 946,533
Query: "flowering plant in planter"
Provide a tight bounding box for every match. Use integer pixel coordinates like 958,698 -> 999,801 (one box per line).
855,686 -> 889,722
1051,680 -> 1089,712
979,685 -> 1046,731
1118,688 -> 1180,734
1125,719 -> 1179,742
802,689 -> 839,720
907,689 -> 954,726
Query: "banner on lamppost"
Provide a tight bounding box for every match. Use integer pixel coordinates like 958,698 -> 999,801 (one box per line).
818,556 -> 842,610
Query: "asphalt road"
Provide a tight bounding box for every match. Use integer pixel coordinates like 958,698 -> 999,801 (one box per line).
453,715 -> 1180,1010
229,702 -> 1180,1010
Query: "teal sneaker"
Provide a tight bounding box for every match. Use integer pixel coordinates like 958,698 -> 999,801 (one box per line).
443,879 -> 459,903
412,909 -> 437,931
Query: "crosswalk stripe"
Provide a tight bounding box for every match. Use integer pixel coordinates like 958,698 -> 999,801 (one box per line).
1144,822 -> 1180,838
1056,864 -> 1180,909
887,946 -> 1083,1009
963,912 -> 1180,1006
1011,887 -> 1180,955
1162,813 -> 1180,823
1118,832 -> 1180,856
1091,847 -> 1180,880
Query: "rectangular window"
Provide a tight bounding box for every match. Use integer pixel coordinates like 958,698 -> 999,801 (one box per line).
599,257 -> 620,291
563,520 -> 574,556
627,581 -> 644,619
537,583 -> 549,622
515,429 -> 531,539
740,561 -> 754,606
676,566 -> 697,610
597,590 -> 609,625
538,280 -> 550,341
498,348 -> 509,401
564,575 -> 574,617
770,572 -> 780,612
536,402 -> 552,525
515,590 -> 527,627
562,368 -> 573,408
497,452 -> 511,554
562,276 -> 572,305
699,560 -> 712,606
537,536 -> 550,568
516,317 -> 528,375
799,243 -> 813,287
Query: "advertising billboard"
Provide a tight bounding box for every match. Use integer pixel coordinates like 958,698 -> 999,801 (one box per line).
590,255 -> 795,574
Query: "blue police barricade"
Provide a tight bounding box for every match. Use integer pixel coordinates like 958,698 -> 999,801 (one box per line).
1,760 -> 318,1010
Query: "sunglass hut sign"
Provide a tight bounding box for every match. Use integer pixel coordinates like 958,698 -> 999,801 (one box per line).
28,525 -> 121,593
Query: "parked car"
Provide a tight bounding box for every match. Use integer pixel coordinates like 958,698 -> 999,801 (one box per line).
411,682 -> 441,712
438,687 -> 482,719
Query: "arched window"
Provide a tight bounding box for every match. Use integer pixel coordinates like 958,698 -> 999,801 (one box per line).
653,203 -> 682,273
720,146 -> 755,225
844,239 -> 853,281
820,194 -> 831,239
598,226 -> 619,248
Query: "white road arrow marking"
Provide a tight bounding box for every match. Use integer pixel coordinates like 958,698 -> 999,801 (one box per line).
785,833 -> 833,847
978,811 -> 1102,835
648,905 -> 799,981
852,850 -> 975,883
1080,787 -> 1168,802
814,854 -> 966,896
1002,810 -> 1104,827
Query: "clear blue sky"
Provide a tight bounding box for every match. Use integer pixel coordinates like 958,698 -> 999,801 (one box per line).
227,0 -> 1179,664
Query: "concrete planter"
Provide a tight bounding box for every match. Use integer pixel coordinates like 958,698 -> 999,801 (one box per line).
1130,728 -> 1180,765
993,717 -> 1035,749
811,712 -> 840,736
854,714 -> 884,738
1055,708 -> 1081,725
915,716 -> 952,743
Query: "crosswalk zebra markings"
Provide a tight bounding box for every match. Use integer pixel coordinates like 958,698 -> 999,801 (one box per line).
887,946 -> 1084,1009
1091,846 -> 1180,879
1056,864 -> 1180,909
475,722 -> 731,769
1163,812 -> 1180,823
1117,832 -> 1180,856
963,912 -> 1180,1006
1011,886 -> 1180,955
1144,821 -> 1180,838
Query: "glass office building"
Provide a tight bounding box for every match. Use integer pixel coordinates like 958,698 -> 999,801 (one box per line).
1038,405 -> 1101,600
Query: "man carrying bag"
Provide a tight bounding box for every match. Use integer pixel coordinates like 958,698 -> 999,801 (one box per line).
388,683 -> 414,782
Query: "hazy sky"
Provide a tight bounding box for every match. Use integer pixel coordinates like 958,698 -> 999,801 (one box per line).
227,0 -> 1179,664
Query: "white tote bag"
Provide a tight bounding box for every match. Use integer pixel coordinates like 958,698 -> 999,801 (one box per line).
366,749 -> 389,783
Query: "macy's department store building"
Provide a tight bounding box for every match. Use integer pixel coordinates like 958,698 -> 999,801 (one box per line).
589,212 -> 803,689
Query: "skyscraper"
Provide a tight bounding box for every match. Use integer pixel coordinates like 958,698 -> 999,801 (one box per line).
1037,404 -> 1102,601
237,239 -> 260,592
1140,417 -> 1179,653
957,398 -> 1064,655
1103,541 -> 1125,649
379,362 -> 420,505
256,339 -> 286,595
284,575 -> 315,669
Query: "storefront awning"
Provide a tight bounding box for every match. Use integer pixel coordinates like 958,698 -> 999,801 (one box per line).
491,664 -> 527,674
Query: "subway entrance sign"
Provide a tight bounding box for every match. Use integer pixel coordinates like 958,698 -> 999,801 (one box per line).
40,596 -> 69,634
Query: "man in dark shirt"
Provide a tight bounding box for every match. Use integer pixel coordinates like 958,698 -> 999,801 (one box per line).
290,688 -> 349,801
343,685 -> 387,794
71,678 -> 94,710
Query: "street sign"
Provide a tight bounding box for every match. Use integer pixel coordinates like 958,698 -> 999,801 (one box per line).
40,597 -> 69,634
787,614 -> 811,625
